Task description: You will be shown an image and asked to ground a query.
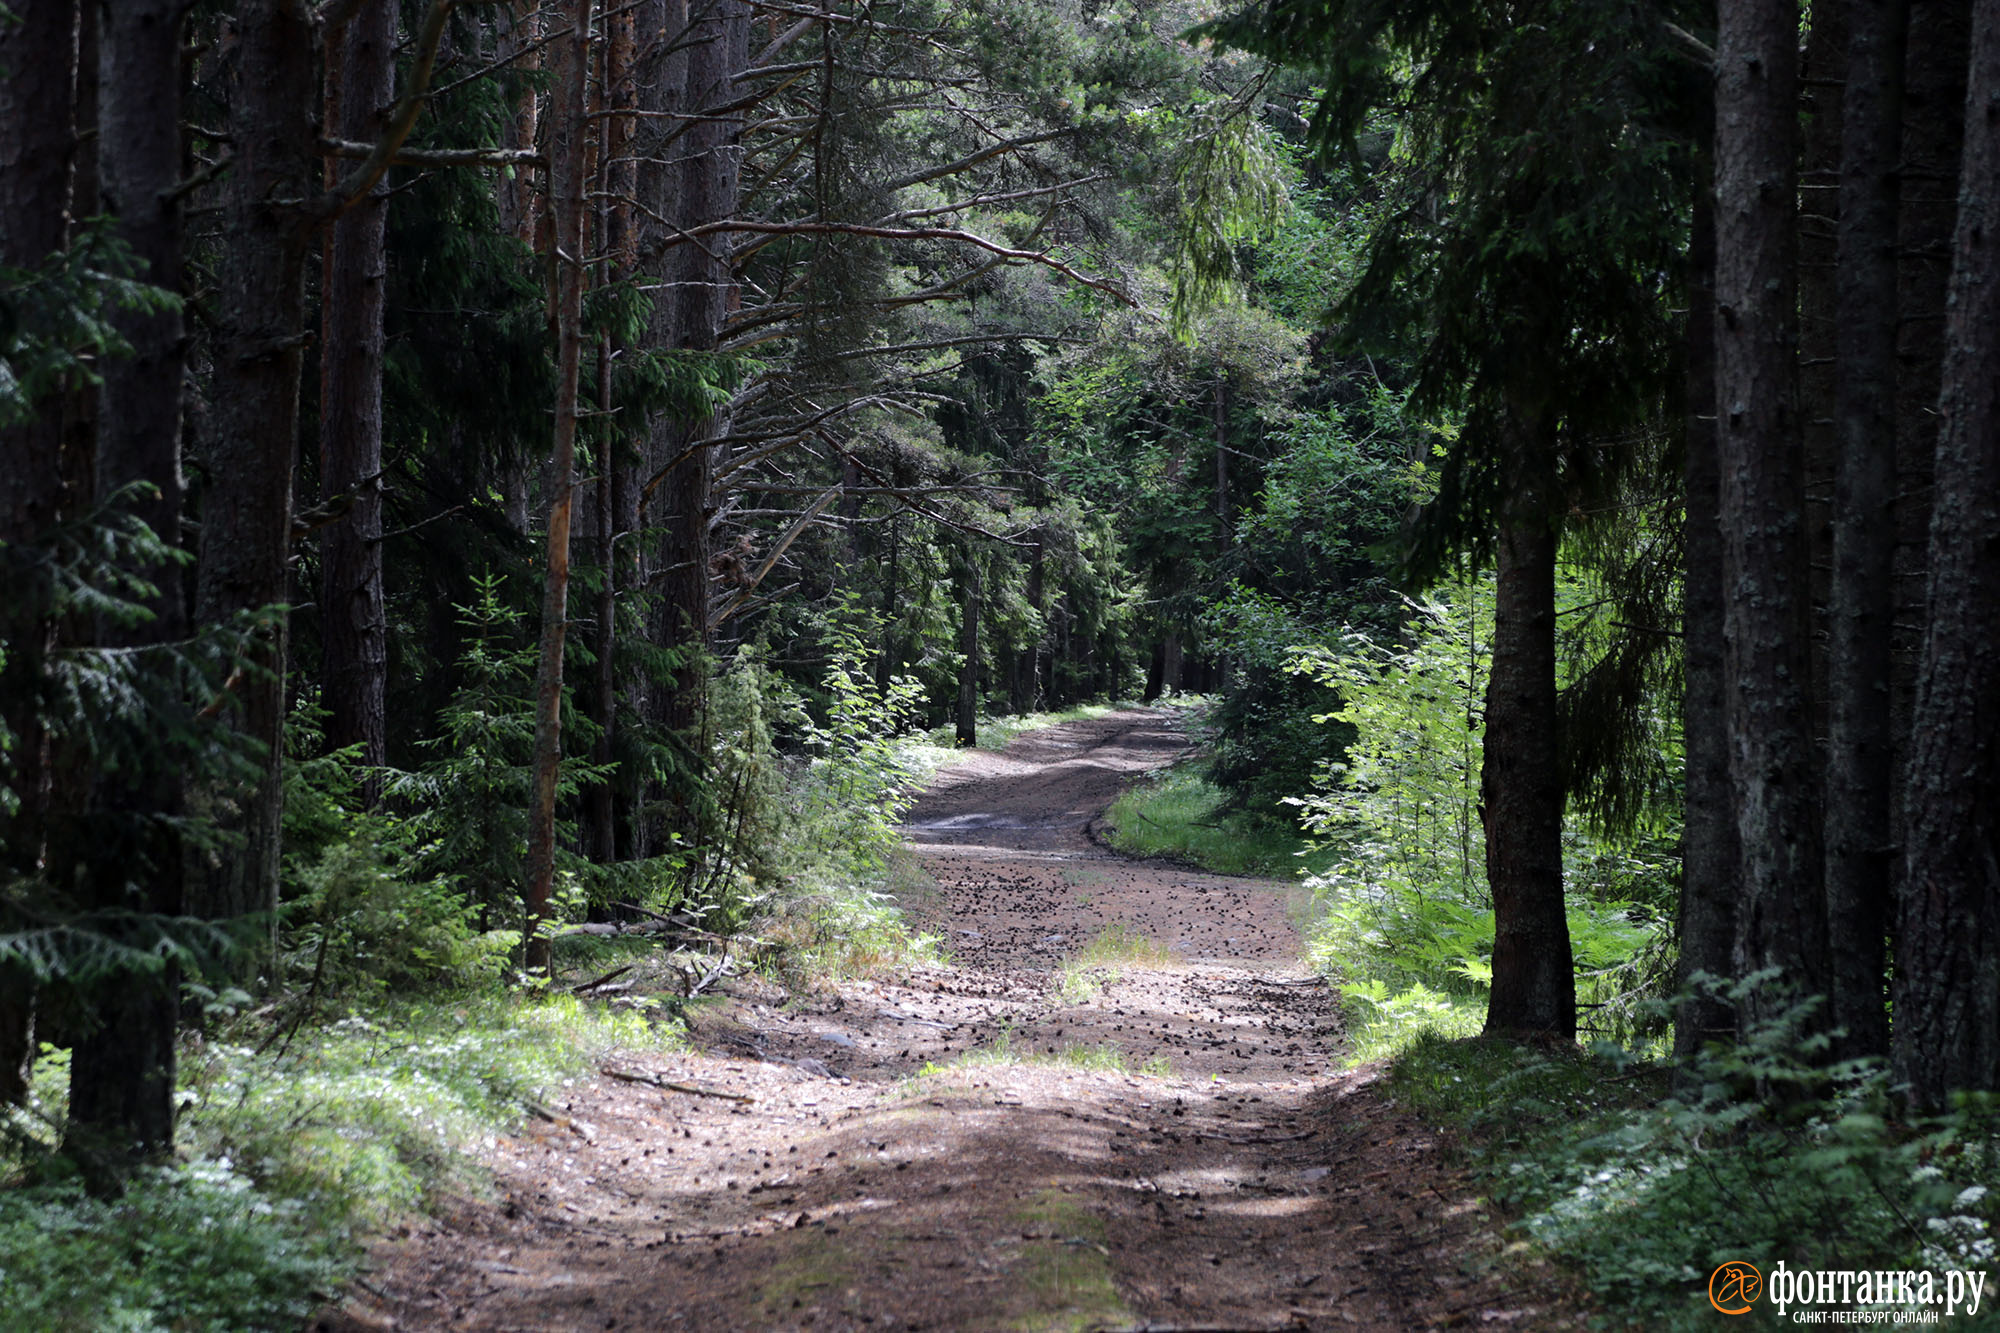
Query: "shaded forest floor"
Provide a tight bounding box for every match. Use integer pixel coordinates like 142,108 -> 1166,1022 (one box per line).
333,710 -> 1568,1331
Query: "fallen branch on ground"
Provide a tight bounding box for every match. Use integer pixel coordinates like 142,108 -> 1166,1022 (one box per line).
601,1065 -> 757,1103
567,964 -> 636,994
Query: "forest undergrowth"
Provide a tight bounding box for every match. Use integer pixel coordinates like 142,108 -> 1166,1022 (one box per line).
0,651 -> 1061,1331
9,0 -> 2000,1321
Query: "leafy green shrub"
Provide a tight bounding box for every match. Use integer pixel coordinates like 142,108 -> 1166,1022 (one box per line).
276,700 -> 515,999
0,1161 -> 348,1332
1288,583 -> 1491,915
1202,585 -> 1361,820
1288,575 -> 1677,1050
388,573 -> 607,929
1,992 -> 669,1332
688,646 -> 805,934
761,874 -> 941,983
286,837 -> 516,998
784,603 -> 929,887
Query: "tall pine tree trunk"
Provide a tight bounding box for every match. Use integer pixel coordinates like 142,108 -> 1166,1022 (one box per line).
494,0 -> 542,246
0,0 -> 73,543
193,0 -> 317,939
652,0 -> 748,844
585,0 -> 639,869
1160,632 -> 1183,699
1892,0 -> 2000,1110
1481,401 -> 1574,1039
1797,0 -> 1845,760
1213,378 -> 1229,526
69,0 -> 188,1174
956,557 -> 981,747
1678,137 -> 1740,1058
320,0 -> 397,797
627,0 -> 683,860
1714,0 -> 1830,1024
1890,0 -> 1969,912
876,510 -> 902,697
587,340 -> 620,868
0,0 -> 79,1105
1824,0 -> 1907,1060
524,0 -> 594,976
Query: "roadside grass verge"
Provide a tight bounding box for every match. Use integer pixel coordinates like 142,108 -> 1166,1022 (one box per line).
1100,765 -> 1330,880
948,702 -> 1126,753
3,989 -> 680,1331
1386,1022 -> 2000,1330
0,1157 -> 349,1333
762,853 -> 946,984
1333,977 -> 1486,1065
181,993 -> 674,1229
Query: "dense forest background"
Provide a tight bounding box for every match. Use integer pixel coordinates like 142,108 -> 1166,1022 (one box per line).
2,0 -> 1998,1323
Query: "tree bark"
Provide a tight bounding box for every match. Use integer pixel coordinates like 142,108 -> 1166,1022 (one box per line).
1798,0 -> 1846,755
524,0 -> 594,976
876,508 -> 902,697
627,0 -> 684,861
319,0 -> 397,797
1678,136 -> 1740,1059
648,0 -> 747,841
68,0 -> 189,1174
494,0 -> 543,246
1714,0 -> 1830,1024
0,0 -> 75,540
588,337 -> 619,866
1213,378 -> 1229,526
589,0 -> 637,868
1824,0 -> 1907,1060
1892,0 -> 2000,1110
1890,0 -> 1970,914
1161,631 -> 1183,699
0,0 -> 79,1105
956,557 -> 981,746
192,0 -> 317,939
1481,403 -> 1574,1040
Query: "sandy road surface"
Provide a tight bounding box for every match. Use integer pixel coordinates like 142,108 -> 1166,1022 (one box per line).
338,708 -> 1556,1332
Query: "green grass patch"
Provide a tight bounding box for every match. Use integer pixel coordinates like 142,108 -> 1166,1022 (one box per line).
957,703 -> 1125,753
914,1028 -> 1170,1079
1006,1188 -> 1131,1331
1336,978 -> 1486,1065
179,993 -> 673,1229
1387,1030 -> 1661,1166
1071,921 -> 1174,969
749,1226 -> 855,1325
1056,924 -> 1175,1004
3,990 -> 681,1331
1101,765 -> 1326,879
762,859 -> 946,984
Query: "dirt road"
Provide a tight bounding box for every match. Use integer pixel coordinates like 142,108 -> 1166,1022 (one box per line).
347,709 -> 1549,1331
